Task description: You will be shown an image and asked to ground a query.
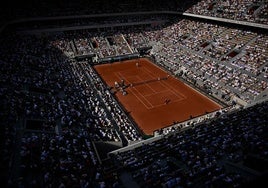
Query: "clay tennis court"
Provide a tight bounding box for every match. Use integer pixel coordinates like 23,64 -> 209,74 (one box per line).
94,58 -> 222,135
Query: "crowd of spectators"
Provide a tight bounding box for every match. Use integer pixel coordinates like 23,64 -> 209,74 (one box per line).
109,101 -> 268,187
0,31 -> 142,186
1,3 -> 268,187
134,19 -> 267,103
19,130 -> 104,187
78,61 -> 142,143
66,30 -> 134,58
58,17 -> 267,104
186,0 -> 268,24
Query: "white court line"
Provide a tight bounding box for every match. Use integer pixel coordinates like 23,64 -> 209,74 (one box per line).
128,76 -> 157,108
123,67 -> 159,93
139,70 -> 158,93
144,89 -> 170,97
143,66 -> 187,100
117,69 -> 162,98
116,69 -> 157,93
125,73 -> 185,109
130,86 -> 153,109
160,79 -> 187,100
144,81 -> 157,93
115,72 -> 153,109
144,63 -> 222,108
115,66 -> 187,110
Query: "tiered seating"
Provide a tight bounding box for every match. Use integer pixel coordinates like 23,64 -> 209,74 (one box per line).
0,33 -> 130,186
186,0 -> 268,24
1,6 -> 268,187
109,101 -> 268,187
138,20 -> 267,103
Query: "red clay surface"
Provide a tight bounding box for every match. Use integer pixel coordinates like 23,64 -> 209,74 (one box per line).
94,58 -> 222,135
